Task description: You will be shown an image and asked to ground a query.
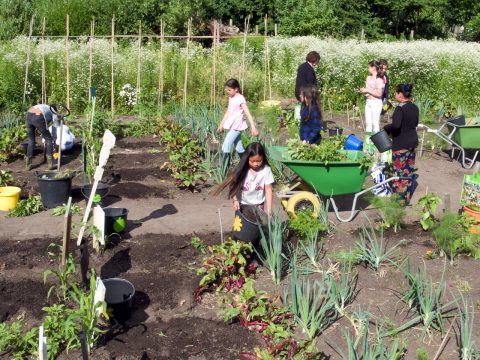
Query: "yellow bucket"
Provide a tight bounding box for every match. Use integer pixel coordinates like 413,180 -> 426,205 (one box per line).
0,186 -> 21,211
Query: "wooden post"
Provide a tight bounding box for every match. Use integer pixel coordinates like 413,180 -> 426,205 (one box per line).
61,197 -> 73,266
240,16 -> 250,93
255,25 -> 258,35
360,28 -> 365,41
66,15 -> 70,109
88,19 -> 95,103
57,120 -> 64,170
136,21 -> 142,106
274,23 -> 278,36
410,30 -> 414,40
111,16 -> 115,119
443,193 -> 451,213
263,15 -> 272,101
22,16 -> 34,107
263,16 -> 267,101
41,17 -> 46,104
229,19 -> 233,27
157,19 -> 164,114
183,18 -> 191,111
419,129 -> 426,158
210,20 -> 217,111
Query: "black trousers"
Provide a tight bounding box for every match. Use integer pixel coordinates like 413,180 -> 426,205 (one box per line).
26,112 -> 53,158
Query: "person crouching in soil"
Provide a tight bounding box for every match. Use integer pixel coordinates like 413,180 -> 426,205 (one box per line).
384,84 -> 419,205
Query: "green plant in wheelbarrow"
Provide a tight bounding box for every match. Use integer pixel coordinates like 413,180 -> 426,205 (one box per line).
416,191 -> 442,231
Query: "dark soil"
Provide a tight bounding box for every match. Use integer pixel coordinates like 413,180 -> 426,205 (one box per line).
0,233 -> 262,359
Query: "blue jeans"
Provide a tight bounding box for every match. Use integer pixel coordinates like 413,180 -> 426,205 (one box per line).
222,129 -> 245,155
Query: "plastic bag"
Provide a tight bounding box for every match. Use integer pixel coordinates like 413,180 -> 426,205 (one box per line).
462,172 -> 480,208
371,164 -> 392,197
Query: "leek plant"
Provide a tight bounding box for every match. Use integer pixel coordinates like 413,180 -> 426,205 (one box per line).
456,293 -> 480,360
328,267 -> 358,317
297,231 -> 325,275
255,212 -> 287,284
283,255 -> 335,339
388,261 -> 457,340
331,325 -> 404,359
355,217 -> 403,271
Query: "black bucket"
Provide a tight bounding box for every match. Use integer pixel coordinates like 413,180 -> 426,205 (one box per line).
35,171 -> 75,209
328,127 -> 344,137
103,278 -> 135,323
447,115 -> 465,126
370,129 -> 392,153
81,183 -> 109,204
104,207 -> 128,235
232,205 -> 267,243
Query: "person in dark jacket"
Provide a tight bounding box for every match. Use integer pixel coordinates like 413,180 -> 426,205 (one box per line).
384,83 -> 419,204
299,85 -> 322,144
294,51 -> 320,121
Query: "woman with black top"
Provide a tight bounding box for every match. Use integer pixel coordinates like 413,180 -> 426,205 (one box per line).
384,84 -> 419,204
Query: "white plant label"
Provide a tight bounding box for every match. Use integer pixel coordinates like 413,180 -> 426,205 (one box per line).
38,325 -> 47,360
93,277 -> 106,315
93,206 -> 105,247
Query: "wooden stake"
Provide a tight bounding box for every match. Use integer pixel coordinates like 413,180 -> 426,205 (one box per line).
255,25 -> 258,35
41,18 -> 46,104
183,18 -> 191,111
22,16 -> 34,107
111,15 -> 115,119
136,21 -> 142,106
346,103 -> 350,127
61,197 -> 73,266
66,15 -> 70,109
443,193 -> 451,213
263,15 -> 267,101
419,129 -> 426,158
265,15 -> 272,101
57,120 -> 63,170
210,20 -> 217,111
157,19 -> 164,113
274,23 -> 278,36
240,16 -> 250,94
88,19 -> 95,103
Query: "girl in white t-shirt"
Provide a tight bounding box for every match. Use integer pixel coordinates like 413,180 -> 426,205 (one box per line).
213,142 -> 274,216
216,79 -> 259,170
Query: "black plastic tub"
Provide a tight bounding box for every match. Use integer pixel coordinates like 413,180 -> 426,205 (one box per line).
328,127 -> 344,137
103,207 -> 129,235
35,171 -> 75,209
81,182 -> 109,204
103,278 -> 135,323
370,129 -> 392,153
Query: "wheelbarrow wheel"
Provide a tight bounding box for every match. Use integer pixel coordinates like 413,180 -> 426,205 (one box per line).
286,192 -> 320,218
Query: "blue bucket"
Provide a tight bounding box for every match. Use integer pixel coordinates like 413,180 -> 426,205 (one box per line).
344,134 -> 363,151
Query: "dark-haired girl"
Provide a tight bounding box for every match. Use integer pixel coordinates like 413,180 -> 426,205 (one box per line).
299,84 -> 322,144
213,142 -> 273,216
217,79 -> 259,169
384,83 -> 419,204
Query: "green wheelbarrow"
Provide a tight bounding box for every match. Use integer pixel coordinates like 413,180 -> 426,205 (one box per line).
418,115 -> 480,169
270,146 -> 408,222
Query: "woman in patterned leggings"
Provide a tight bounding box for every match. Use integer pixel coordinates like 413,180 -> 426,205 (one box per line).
384,84 -> 419,204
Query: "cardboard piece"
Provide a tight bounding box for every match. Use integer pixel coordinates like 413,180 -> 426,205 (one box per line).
93,277 -> 106,315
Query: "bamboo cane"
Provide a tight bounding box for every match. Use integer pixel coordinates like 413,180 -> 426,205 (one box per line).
41,17 -> 46,104
111,16 -> 115,119
265,15 -> 272,101
157,19 -> 164,113
263,16 -> 267,102
88,19 -> 94,103
136,21 -> 142,106
22,16 -> 34,107
210,20 -> 217,112
183,18 -> 191,111
66,15 -> 70,109
240,16 -> 250,94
